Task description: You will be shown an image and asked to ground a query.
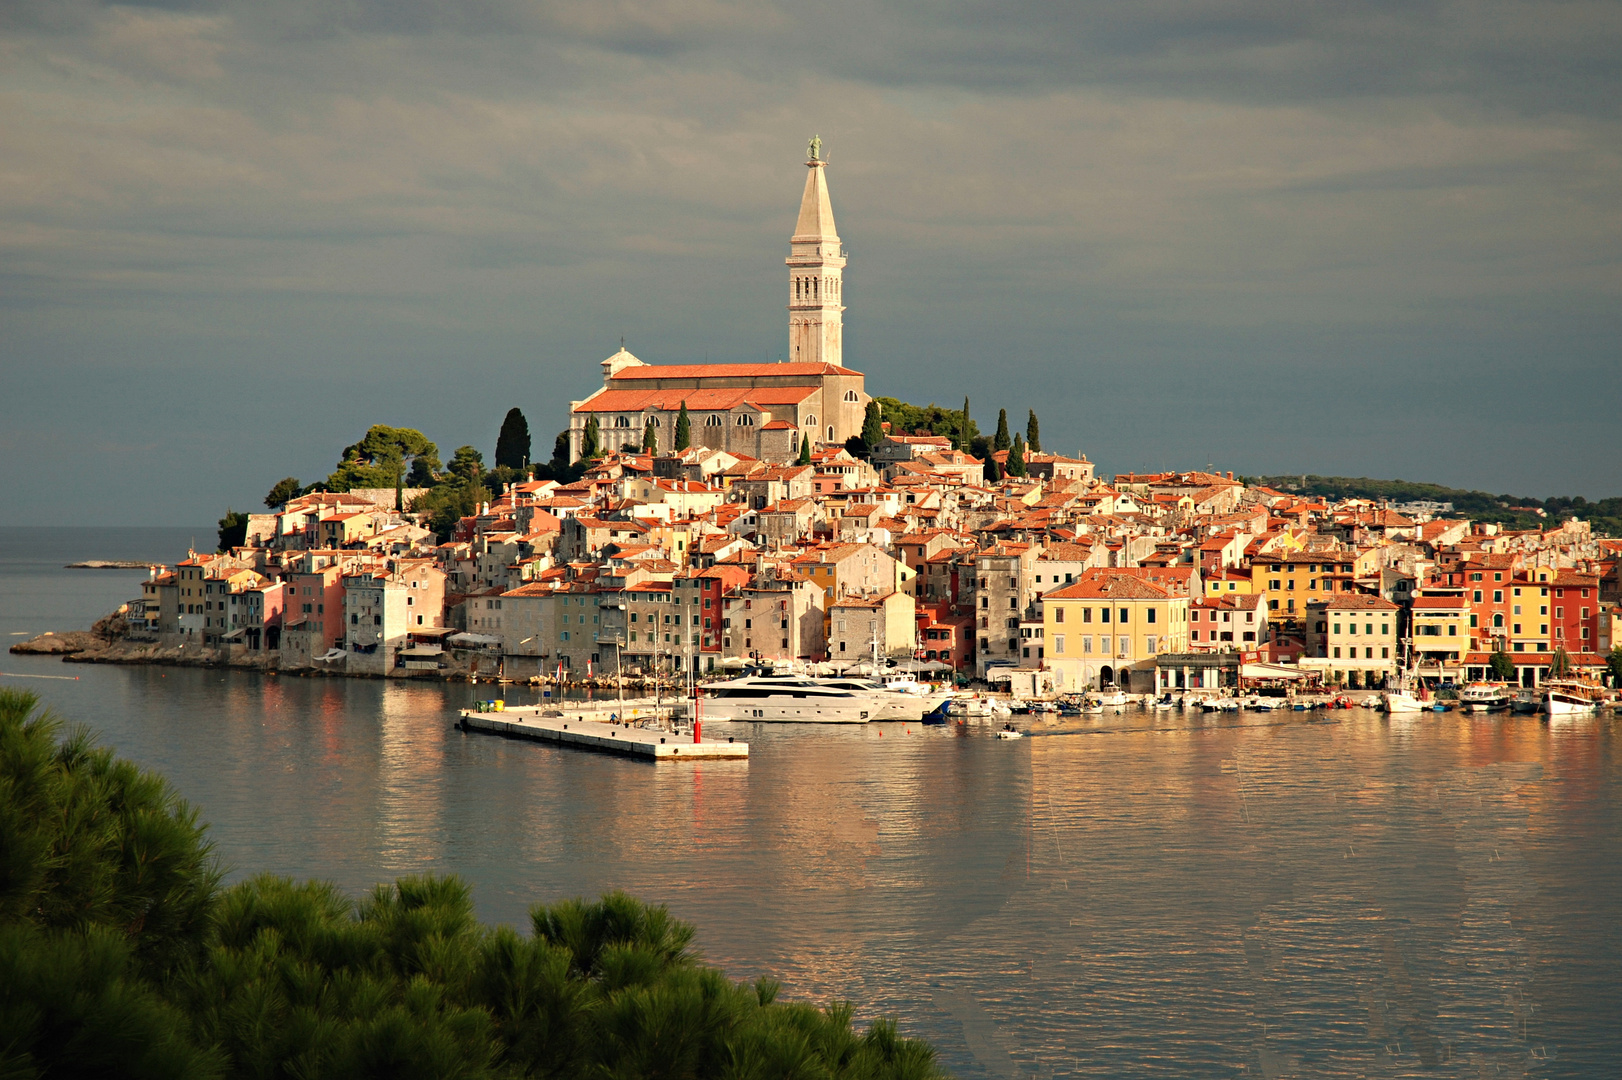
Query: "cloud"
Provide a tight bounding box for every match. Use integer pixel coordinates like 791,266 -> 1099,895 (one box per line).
0,0 -> 1619,523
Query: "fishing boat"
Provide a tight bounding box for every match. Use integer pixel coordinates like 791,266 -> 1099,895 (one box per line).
1545,680 -> 1603,718
1510,688 -> 1542,714
1457,682 -> 1511,713
1094,686 -> 1128,708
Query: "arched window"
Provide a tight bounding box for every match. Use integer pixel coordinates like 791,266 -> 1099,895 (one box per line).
735,414 -> 754,427
647,415 -> 660,427
827,425 -> 835,442
803,414 -> 816,429
843,390 -> 859,402
615,416 -> 628,428
705,414 -> 723,427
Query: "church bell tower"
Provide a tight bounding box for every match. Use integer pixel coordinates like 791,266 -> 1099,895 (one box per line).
787,136 -> 846,367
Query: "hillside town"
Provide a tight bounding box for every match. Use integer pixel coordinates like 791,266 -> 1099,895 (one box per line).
108,443 -> 1622,696
75,142 -> 1622,697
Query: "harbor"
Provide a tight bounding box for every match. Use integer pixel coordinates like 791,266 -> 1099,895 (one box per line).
456,698 -> 748,761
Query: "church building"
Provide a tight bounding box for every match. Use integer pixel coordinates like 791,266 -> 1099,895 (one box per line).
569,143 -> 870,462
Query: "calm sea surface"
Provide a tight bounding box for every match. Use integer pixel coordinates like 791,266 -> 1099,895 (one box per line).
2,526 -> 1618,1078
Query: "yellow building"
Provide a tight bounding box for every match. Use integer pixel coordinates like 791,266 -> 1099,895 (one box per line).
1042,571 -> 1190,693
1250,552 -> 1360,622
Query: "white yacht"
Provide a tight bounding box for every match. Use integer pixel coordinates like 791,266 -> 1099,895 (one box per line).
697,674 -> 950,724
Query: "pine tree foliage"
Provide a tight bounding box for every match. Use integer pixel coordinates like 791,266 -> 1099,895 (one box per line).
1026,410 -> 1041,453
994,410 -> 1011,451
642,419 -> 657,454
581,417 -> 601,460
262,478 -> 301,510
494,409 -> 531,471
325,426 -> 439,492
0,689 -> 949,1080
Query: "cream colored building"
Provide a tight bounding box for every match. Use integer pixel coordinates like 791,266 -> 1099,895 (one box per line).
1042,571 -> 1190,693
1306,593 -> 1400,688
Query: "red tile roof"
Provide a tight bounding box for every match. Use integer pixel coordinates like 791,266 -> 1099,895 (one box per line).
609,362 -> 861,380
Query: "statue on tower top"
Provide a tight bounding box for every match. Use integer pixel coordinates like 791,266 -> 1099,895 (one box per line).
808,134 -> 822,162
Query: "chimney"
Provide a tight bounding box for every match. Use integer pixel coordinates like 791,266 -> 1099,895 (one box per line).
1227,471 -> 1234,480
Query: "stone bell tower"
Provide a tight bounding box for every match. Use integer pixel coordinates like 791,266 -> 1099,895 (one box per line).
786,136 -> 846,367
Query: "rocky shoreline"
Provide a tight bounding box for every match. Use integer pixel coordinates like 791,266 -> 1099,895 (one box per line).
64,560 -> 159,569
9,617 -> 690,690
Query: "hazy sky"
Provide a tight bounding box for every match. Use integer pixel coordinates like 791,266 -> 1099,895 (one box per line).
4,0 -> 1619,525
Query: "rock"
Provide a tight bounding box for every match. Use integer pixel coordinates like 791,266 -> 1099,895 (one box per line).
10,631 -> 102,655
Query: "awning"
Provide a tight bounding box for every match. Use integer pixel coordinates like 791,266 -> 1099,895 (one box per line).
985,668 -> 1014,683
221,628 -> 246,641
718,657 -> 748,670
396,646 -> 444,658
1240,663 -> 1310,680
317,648 -> 346,663
448,632 -> 502,647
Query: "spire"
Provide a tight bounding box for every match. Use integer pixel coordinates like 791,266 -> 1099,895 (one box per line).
793,160 -> 839,242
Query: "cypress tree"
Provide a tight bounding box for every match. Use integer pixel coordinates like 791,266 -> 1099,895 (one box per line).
960,396 -> 971,452
642,418 -> 657,454
1026,409 -> 1041,453
798,433 -> 812,465
494,407 -> 531,470
994,409 -> 1011,451
984,456 -> 1002,484
1008,434 -> 1027,478
581,416 -> 601,459
861,401 -> 884,449
675,401 -> 692,451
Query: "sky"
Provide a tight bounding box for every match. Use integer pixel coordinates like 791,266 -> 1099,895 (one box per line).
3,0 -> 1619,526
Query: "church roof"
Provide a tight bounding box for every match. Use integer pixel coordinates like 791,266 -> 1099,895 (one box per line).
573,385 -> 819,414
608,362 -> 860,380
794,162 -> 839,241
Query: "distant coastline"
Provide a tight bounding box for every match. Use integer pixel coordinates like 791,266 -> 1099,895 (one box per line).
64,560 -> 157,570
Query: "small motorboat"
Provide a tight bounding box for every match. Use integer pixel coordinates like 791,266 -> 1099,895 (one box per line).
995,725 -> 1024,740
1458,682 -> 1511,713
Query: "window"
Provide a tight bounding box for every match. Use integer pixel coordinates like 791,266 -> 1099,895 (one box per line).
1147,609 -> 1156,624
1055,607 -> 1065,623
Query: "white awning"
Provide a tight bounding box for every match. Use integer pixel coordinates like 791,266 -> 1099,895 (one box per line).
317,648 -> 347,663
448,633 -> 502,647
221,628 -> 246,641
1240,663 -> 1309,680
985,668 -> 1014,682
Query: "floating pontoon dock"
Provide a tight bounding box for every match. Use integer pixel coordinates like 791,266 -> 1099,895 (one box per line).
456,702 -> 747,761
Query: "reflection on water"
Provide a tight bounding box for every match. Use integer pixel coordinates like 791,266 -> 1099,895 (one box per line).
3,654 -> 1618,1078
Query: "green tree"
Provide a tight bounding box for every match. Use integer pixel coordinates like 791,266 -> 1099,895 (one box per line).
1488,649 -> 1515,682
797,433 -> 812,465
1608,646 -> 1622,687
1551,646 -> 1573,678
325,426 -> 439,492
861,400 -> 885,449
581,417 -> 602,460
675,402 -> 691,451
216,510 -> 249,552
494,408 -> 531,471
1026,409 -> 1041,453
969,434 -> 992,461
0,688 -> 950,1080
263,478 -> 301,509
642,418 -> 657,454
961,396 -> 971,451
994,409 -> 1011,451
1007,434 -> 1027,478
448,445 -> 485,483
984,455 -> 1002,484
